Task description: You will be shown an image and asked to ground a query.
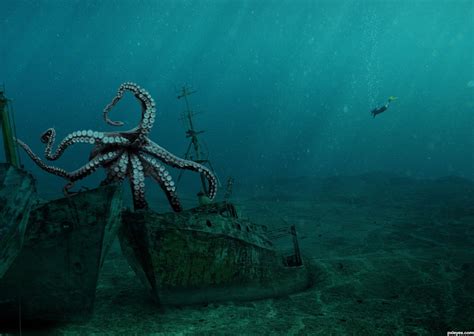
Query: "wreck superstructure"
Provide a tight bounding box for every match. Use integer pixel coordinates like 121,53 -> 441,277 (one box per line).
0,87 -> 35,278
0,86 -> 20,167
119,86 -> 313,305
175,85 -> 218,199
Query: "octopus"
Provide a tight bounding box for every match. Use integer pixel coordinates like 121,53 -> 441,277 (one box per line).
16,82 -> 217,211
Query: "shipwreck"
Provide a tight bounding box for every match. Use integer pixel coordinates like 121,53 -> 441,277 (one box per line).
0,83 -> 313,323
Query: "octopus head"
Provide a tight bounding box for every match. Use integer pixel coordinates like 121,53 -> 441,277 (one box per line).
40,128 -> 54,144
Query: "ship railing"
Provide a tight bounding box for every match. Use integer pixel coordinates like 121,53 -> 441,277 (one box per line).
173,197 -> 302,266
266,225 -> 302,267
222,200 -> 304,267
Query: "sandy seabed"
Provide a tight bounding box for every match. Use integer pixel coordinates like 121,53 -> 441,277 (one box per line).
4,173 -> 474,335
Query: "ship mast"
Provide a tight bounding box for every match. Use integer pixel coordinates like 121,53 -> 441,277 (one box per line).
176,85 -> 217,198
0,85 -> 20,167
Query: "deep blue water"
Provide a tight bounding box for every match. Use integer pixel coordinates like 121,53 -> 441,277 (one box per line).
1,0 -> 473,197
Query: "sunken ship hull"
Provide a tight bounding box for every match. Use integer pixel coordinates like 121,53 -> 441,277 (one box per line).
0,163 -> 36,277
119,202 -> 313,306
0,184 -> 122,321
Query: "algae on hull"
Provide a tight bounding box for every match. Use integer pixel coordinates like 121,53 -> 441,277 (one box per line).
119,201 -> 313,306
0,184 -> 122,321
0,163 -> 36,278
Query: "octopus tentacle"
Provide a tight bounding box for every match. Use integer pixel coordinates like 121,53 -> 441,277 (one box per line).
142,142 -> 217,200
63,150 -> 123,192
17,137 -> 122,183
66,150 -> 123,181
140,154 -> 182,212
147,167 -> 183,212
103,82 -> 156,140
42,128 -> 130,161
101,152 -> 129,185
129,154 -> 148,209
18,82 -> 216,212
45,128 -> 130,161
16,138 -> 69,178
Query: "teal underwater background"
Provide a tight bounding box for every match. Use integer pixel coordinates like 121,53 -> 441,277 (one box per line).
1,0 -> 473,194
1,1 -> 474,335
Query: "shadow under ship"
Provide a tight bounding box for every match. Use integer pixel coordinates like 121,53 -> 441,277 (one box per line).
118,86 -> 314,305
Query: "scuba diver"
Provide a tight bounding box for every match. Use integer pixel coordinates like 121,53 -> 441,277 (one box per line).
371,96 -> 397,118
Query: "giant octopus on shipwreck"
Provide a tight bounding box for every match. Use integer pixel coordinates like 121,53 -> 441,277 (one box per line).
17,82 -> 217,211
9,83 -> 313,313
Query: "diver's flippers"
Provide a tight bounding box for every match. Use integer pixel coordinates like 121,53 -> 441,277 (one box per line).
388,96 -> 398,102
